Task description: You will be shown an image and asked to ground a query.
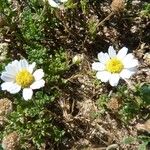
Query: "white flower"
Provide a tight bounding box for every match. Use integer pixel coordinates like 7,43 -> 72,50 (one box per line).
92,46 -> 139,86
1,59 -> 45,100
48,0 -> 68,8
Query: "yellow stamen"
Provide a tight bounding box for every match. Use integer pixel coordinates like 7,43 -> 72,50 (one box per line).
16,69 -> 34,88
106,57 -> 124,73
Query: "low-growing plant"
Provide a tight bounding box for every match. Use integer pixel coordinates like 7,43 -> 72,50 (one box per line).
0,0 -> 149,149
123,135 -> 150,150
0,0 -> 69,149
96,84 -> 150,123
140,3 -> 150,17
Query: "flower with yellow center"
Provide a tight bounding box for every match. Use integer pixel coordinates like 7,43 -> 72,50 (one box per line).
106,58 -> 124,73
92,46 -> 139,86
15,69 -> 34,88
1,59 -> 45,100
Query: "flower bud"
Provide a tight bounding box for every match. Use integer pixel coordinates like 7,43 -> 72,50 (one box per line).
72,54 -> 84,65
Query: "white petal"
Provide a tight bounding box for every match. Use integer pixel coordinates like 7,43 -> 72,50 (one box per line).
104,53 -> 110,61
28,62 -> 36,73
128,67 -> 138,72
109,73 -> 120,86
117,47 -> 128,59
2,82 -> 21,94
123,53 -> 134,61
120,68 -> 137,79
1,72 -> 15,82
33,69 -> 44,81
19,59 -> 29,69
5,64 -> 17,75
92,62 -> 105,71
11,60 -> 19,66
23,88 -> 33,100
1,82 -> 14,91
61,0 -> 68,2
108,46 -> 116,58
96,71 -> 111,82
5,60 -> 19,74
30,79 -> 45,90
98,52 -> 110,64
123,58 -> 139,68
48,0 -> 59,7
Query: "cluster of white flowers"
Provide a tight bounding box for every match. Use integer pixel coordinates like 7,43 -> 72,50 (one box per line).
92,46 -> 138,86
1,59 -> 45,100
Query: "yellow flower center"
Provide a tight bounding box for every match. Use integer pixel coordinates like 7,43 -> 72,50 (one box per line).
16,69 -> 34,88
106,58 -> 124,73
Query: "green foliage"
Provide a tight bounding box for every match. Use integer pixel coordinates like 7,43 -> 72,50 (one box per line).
123,135 -> 150,150
0,0 -> 10,13
96,84 -> 149,123
80,0 -> 89,14
0,0 -> 69,149
122,136 -> 136,144
140,3 -> 150,17
96,94 -> 108,115
46,49 -> 69,83
138,84 -> 150,104
0,145 -> 3,150
65,0 -> 77,9
0,50 -> 67,148
1,49 -> 68,148
87,16 -> 98,38
20,8 -> 44,41
24,44 -> 48,65
116,85 -> 149,122
138,142 -> 148,150
0,0 -> 149,149
4,95 -> 64,149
